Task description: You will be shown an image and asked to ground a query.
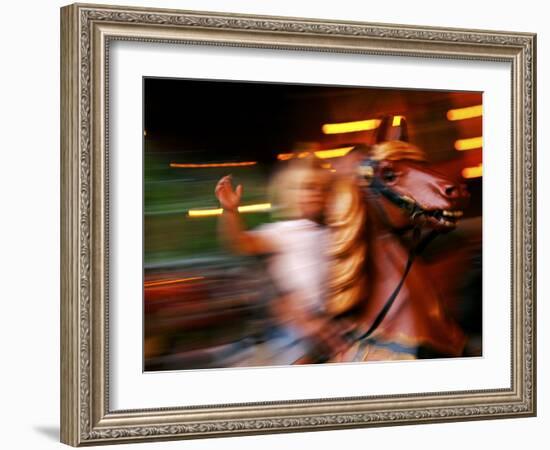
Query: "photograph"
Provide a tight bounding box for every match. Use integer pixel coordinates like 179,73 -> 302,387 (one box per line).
143,78 -> 483,371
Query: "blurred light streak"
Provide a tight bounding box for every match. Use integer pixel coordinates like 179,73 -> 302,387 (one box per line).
170,161 -> 257,168
277,153 -> 294,161
322,115 -> 405,134
314,146 -> 354,159
462,164 -> 483,179
238,203 -> 272,213
392,115 -> 404,126
454,136 -> 483,151
447,104 -> 483,121
188,203 -> 272,217
277,146 -> 354,161
322,118 -> 381,134
187,208 -> 223,217
188,208 -> 223,217
144,276 -> 205,288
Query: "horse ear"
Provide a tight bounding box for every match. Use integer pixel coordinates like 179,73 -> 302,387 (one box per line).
395,116 -> 409,142
375,115 -> 392,144
375,115 -> 409,143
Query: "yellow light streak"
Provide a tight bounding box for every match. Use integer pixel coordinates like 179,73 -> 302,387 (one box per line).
188,203 -> 272,217
315,146 -> 354,159
462,164 -> 482,179
454,136 -> 483,151
188,208 -> 223,217
144,276 -> 205,288
447,104 -> 483,121
322,115 -> 405,135
170,161 -> 257,168
322,119 -> 381,134
277,146 -> 354,161
238,203 -> 272,213
392,115 -> 404,126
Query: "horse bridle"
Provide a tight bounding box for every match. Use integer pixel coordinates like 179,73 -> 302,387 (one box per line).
358,157 -> 428,223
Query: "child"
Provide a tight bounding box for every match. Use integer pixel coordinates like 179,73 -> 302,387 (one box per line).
215,156 -> 348,364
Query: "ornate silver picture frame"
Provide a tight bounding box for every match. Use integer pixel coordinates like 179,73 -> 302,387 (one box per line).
60,3 -> 536,446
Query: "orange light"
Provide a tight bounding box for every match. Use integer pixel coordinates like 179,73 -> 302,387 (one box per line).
454,136 -> 483,151
462,164 -> 483,179
322,119 -> 381,134
188,203 -> 272,217
144,276 -> 205,288
170,161 -> 257,168
447,104 -> 483,121
277,153 -> 294,161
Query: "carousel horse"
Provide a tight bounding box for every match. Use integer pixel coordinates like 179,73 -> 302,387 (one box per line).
325,137 -> 472,362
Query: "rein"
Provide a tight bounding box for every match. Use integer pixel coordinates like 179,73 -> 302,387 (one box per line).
351,228 -> 438,342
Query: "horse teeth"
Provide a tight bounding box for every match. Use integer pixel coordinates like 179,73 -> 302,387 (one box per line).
442,210 -> 463,217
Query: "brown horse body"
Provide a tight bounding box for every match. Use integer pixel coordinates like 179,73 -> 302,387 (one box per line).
328,141 -> 471,361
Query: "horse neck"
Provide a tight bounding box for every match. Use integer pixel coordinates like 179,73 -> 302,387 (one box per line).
364,194 -> 413,254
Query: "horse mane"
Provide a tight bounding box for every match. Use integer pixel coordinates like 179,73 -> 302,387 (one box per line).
325,140 -> 426,315
325,173 -> 368,315
370,140 -> 426,162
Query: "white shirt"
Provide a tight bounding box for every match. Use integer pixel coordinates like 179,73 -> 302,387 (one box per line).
253,219 -> 329,314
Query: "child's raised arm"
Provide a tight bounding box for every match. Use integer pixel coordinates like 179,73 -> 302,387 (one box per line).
215,175 -> 275,255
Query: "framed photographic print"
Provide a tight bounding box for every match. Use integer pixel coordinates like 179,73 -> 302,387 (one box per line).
60,3 -> 536,446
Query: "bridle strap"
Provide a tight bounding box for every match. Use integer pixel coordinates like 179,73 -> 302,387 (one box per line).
369,176 -> 424,219
361,158 -> 426,220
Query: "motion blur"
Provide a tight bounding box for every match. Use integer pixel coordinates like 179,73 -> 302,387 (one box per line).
144,79 -> 482,371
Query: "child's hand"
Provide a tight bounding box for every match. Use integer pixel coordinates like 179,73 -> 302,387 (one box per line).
215,175 -> 243,211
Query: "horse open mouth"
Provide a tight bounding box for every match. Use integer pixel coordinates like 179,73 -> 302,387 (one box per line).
424,209 -> 464,229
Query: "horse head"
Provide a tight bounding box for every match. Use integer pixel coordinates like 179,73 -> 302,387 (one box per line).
359,140 -> 470,232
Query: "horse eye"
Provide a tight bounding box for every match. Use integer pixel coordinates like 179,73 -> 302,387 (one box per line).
382,169 -> 397,183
